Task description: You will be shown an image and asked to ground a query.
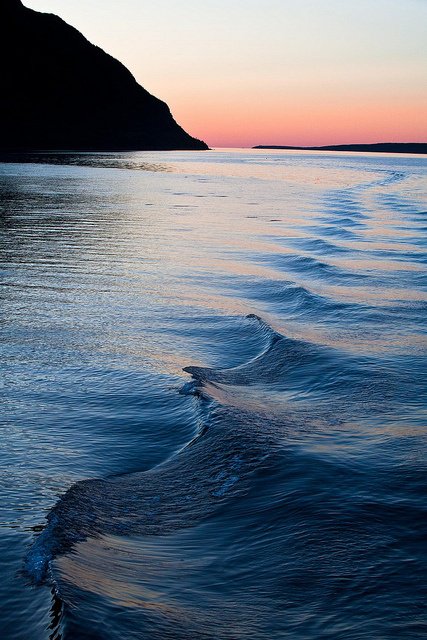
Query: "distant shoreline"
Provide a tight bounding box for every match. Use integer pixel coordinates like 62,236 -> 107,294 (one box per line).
253,143 -> 427,155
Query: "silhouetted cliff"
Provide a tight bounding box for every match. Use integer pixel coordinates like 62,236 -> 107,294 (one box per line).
1,0 -> 208,151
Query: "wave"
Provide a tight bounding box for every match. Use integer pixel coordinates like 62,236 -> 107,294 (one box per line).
24,313 -> 394,589
23,315 -> 278,585
282,237 -> 352,256
256,252 -> 369,284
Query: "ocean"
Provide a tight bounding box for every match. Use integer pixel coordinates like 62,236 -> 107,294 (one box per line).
1,149 -> 426,639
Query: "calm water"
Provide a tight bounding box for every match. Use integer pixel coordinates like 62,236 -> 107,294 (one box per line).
1,150 -> 426,639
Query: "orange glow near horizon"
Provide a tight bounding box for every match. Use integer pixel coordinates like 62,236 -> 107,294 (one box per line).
171,91 -> 427,148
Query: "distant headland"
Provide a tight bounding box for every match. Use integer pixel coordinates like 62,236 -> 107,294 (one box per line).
1,0 -> 208,151
253,143 -> 427,155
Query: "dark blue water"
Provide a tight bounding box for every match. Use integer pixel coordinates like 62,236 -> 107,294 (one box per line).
1,150 -> 426,639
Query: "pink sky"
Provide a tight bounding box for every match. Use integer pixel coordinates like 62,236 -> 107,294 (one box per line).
176,91 -> 427,148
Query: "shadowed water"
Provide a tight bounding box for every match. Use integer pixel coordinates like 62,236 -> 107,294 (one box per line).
1,150 -> 426,639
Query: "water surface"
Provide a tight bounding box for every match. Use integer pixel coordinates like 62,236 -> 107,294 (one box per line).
1,149 -> 426,639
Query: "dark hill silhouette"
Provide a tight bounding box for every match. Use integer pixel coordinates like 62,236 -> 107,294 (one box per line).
1,0 -> 208,151
253,143 -> 427,154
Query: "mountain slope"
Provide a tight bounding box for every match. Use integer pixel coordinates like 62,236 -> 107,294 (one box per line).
1,0 -> 208,150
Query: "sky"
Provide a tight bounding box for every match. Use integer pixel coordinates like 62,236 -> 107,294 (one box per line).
23,0 -> 427,148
